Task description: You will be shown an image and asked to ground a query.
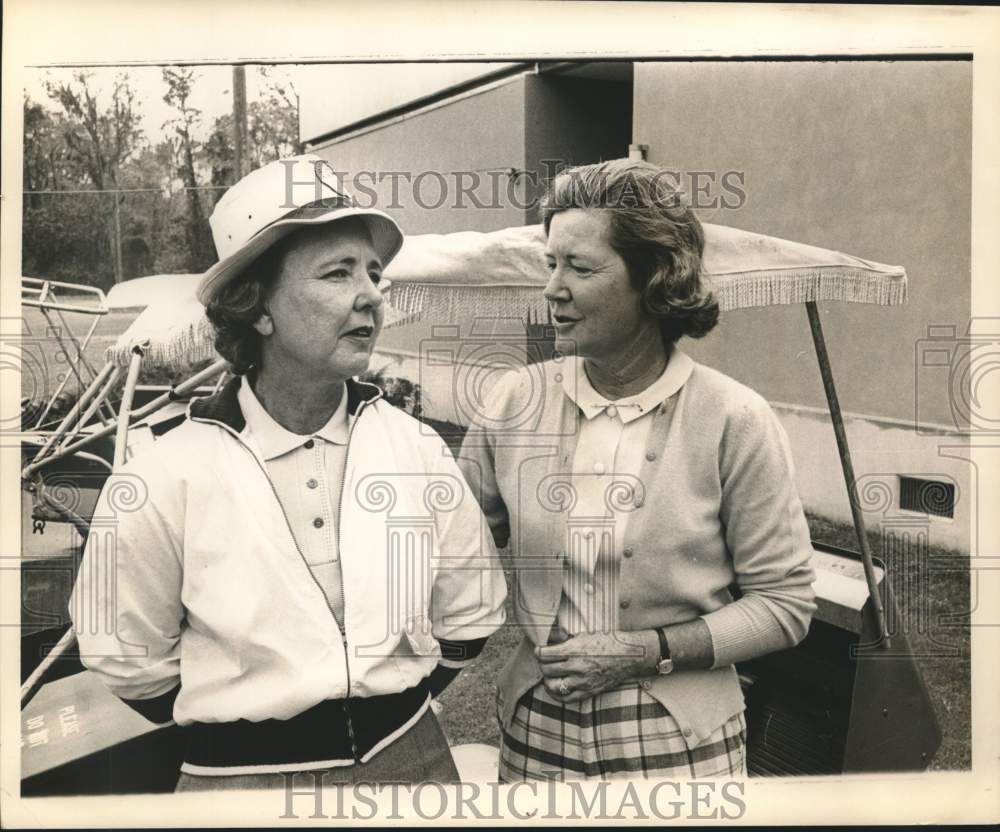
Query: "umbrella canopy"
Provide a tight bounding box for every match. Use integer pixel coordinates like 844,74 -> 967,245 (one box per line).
106,276 -> 216,369
106,222 -> 906,369
106,273 -> 202,311
382,222 -> 907,324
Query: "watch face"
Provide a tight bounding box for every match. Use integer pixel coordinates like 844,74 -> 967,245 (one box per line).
656,658 -> 674,675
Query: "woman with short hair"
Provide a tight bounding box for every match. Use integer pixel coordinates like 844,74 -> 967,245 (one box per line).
72,155 -> 507,790
459,158 -> 816,781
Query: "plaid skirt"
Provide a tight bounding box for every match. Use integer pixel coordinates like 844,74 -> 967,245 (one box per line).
499,681 -> 747,782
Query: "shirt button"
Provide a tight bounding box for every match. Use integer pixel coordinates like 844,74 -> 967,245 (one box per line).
583,583 -> 595,595
646,451 -> 657,462
304,439 -> 315,449
592,461 -> 606,475
307,478 -> 318,489
606,405 -> 618,419
619,599 -> 630,609
313,517 -> 324,528
683,728 -> 692,737
623,547 -> 634,558
640,680 -> 651,690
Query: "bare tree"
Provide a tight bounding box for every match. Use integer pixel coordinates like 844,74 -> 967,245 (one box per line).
250,66 -> 302,165
162,67 -> 215,271
45,72 -> 144,282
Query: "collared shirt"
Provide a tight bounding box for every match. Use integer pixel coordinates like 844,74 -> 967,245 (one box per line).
237,377 -> 352,625
556,349 -> 695,635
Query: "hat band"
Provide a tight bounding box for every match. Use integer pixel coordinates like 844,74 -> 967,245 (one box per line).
270,194 -> 356,226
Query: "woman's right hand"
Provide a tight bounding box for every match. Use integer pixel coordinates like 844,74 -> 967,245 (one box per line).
534,630 -> 659,703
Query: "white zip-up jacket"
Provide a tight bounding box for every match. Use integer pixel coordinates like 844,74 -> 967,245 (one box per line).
70,377 -> 507,773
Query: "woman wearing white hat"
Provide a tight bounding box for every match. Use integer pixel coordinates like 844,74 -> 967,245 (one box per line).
71,155 -> 507,790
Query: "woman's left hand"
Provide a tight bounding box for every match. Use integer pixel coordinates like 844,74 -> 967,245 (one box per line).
535,631 -> 658,703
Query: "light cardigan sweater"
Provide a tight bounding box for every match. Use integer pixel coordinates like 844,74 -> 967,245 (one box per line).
457,350 -> 817,748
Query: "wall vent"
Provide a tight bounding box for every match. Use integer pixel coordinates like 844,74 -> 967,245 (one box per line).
899,476 -> 955,518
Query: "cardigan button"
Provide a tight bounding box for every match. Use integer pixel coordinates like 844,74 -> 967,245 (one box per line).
619,599 -> 630,609
307,478 -> 318,489
640,680 -> 651,690
683,728 -> 692,738
313,517 -> 324,528
646,451 -> 656,462
304,439 -> 315,449
623,547 -> 634,558
633,496 -> 644,509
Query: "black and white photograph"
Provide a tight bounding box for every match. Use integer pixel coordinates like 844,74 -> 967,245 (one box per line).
2,0 -> 998,826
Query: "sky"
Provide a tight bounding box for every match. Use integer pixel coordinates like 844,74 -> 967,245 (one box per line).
22,64 -> 299,146
22,62 -> 517,148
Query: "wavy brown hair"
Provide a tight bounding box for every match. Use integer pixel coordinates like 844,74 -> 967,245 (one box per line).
204,238 -> 289,375
540,159 -> 719,345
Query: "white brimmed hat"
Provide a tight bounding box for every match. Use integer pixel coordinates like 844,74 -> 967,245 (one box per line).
196,154 -> 404,305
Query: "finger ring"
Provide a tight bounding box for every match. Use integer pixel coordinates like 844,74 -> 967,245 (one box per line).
558,679 -> 570,696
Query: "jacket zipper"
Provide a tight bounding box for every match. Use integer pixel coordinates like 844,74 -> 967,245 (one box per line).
190,390 -> 381,763
335,395 -> 376,763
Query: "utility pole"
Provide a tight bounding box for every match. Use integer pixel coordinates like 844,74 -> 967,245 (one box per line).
113,192 -> 123,283
232,65 -> 248,180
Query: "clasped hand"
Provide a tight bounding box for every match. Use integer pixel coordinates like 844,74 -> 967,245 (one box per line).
535,630 -> 656,704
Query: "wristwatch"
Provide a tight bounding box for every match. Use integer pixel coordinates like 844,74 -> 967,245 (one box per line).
655,627 -> 674,675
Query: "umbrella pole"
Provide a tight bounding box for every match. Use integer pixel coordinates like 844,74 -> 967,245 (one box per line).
805,302 -> 890,648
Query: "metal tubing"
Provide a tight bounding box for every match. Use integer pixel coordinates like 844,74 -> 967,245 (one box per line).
49,306 -> 117,425
31,314 -> 105,429
22,359 -> 229,477
54,306 -> 102,381
20,628 -> 77,708
114,348 -> 145,468
62,366 -> 123,446
805,302 -> 890,648
21,277 -> 108,313
28,362 -> 115,467
40,308 -> 91,393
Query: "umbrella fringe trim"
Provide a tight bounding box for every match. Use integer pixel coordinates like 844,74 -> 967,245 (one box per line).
105,268 -> 907,364
385,268 -> 907,326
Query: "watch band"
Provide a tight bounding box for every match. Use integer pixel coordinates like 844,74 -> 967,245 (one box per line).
655,627 -> 671,662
